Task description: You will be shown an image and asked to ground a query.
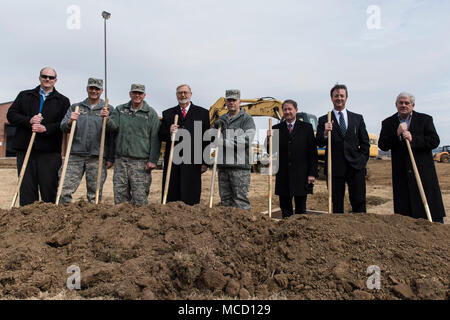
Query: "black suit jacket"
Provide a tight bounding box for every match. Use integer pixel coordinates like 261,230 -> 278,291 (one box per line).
316,110 -> 370,176
7,86 -> 70,153
158,103 -> 210,204
378,111 -> 445,219
272,121 -> 318,196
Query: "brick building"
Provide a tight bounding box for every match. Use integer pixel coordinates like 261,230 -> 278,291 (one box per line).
0,101 -> 15,157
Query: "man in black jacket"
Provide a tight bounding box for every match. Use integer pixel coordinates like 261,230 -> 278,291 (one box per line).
158,84 -> 210,205
7,67 -> 70,206
378,92 -> 446,223
268,99 -> 318,218
316,84 -> 370,213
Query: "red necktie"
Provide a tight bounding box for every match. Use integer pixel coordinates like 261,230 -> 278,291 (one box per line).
288,123 -> 293,134
182,108 -> 186,119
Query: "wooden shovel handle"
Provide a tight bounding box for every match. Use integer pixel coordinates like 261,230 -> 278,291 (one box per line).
268,119 -> 273,218
209,127 -> 222,208
327,111 -> 332,214
163,114 -> 179,205
56,106 -> 79,205
11,113 -> 42,208
405,139 -> 433,222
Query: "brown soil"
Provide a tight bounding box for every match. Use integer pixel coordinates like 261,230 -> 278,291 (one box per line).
0,200 -> 449,300
0,159 -> 449,300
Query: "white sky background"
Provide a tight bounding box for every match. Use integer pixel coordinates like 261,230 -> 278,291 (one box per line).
1,0 -> 449,145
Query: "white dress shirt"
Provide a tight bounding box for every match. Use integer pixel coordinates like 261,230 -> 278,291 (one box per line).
333,108 -> 348,129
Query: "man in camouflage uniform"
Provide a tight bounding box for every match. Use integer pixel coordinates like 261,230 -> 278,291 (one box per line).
59,78 -> 114,203
101,84 -> 160,205
214,89 -> 256,210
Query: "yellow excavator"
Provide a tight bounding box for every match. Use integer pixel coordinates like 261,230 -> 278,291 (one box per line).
159,97 -> 379,169
209,96 -> 379,161
434,145 -> 450,163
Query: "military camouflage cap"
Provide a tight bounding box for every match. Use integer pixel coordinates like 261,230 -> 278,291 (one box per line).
87,78 -> 103,89
130,84 -> 146,93
225,89 -> 240,100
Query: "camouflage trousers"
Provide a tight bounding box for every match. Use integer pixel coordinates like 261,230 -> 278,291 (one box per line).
59,155 -> 107,204
113,156 -> 151,206
218,168 -> 251,210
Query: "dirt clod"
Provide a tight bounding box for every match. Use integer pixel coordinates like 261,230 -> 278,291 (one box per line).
392,283 -> 415,299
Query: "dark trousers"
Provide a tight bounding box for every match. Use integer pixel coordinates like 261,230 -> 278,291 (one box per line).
162,164 -> 201,206
330,166 -> 366,213
279,195 -> 307,218
16,151 -> 62,206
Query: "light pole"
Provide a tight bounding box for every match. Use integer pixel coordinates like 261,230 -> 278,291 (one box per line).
101,11 -> 111,101
95,11 -> 111,204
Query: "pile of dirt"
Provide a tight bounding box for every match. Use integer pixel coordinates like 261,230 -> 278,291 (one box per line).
0,201 -> 448,300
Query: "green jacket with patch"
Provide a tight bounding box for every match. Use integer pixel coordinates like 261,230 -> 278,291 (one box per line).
107,100 -> 161,163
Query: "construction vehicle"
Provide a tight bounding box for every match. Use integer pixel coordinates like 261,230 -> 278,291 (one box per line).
434,145 -> 450,163
209,96 -> 379,166
209,97 -> 319,171
159,97 -> 379,170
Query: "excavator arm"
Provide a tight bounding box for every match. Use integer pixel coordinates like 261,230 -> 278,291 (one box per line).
209,97 -> 283,126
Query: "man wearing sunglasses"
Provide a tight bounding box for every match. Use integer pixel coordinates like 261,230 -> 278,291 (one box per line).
101,84 -> 161,206
59,78 -> 115,203
7,67 -> 70,206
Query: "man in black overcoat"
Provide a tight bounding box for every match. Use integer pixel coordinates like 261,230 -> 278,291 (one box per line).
159,84 -> 210,205
316,84 -> 370,213
378,92 -> 446,223
268,99 -> 318,218
7,67 -> 70,206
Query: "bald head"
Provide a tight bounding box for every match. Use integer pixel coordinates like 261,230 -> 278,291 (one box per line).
39,67 -> 57,78
39,67 -> 57,92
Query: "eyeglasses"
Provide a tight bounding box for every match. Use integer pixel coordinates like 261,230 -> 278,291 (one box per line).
131,91 -> 145,95
40,75 -> 56,80
176,91 -> 191,95
88,86 -> 102,91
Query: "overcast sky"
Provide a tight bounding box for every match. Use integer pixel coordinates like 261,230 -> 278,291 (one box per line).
1,0 -> 449,145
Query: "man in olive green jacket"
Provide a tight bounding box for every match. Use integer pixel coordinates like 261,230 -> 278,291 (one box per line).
101,84 -> 161,205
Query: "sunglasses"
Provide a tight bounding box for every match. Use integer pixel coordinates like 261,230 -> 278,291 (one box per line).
88,86 -> 102,91
40,75 -> 56,80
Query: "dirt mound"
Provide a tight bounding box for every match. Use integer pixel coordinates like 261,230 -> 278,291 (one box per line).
0,201 -> 449,300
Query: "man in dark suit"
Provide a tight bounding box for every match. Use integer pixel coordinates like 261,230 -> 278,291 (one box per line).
159,84 -> 210,205
378,92 -> 446,223
316,84 -> 370,213
268,99 -> 318,218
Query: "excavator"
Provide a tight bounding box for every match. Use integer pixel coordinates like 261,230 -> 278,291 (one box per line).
209,97 -> 379,171
434,145 -> 450,163
209,97 -> 316,128
158,97 -> 379,171
209,97 -> 318,171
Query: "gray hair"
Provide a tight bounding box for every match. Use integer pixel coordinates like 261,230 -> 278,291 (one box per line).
176,84 -> 192,92
396,92 -> 415,105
